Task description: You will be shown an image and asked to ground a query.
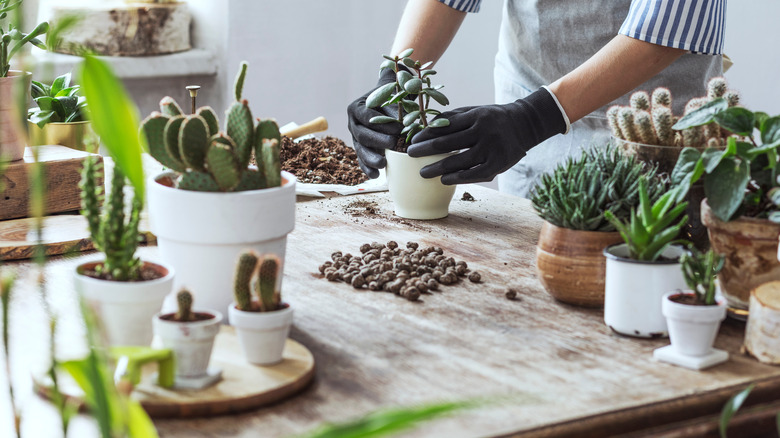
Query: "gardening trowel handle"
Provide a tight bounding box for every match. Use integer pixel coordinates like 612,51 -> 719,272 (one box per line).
280,116 -> 328,140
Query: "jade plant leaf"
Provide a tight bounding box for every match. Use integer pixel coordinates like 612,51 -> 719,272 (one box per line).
397,48 -> 414,58
369,116 -> 397,124
366,83 -> 396,109
424,89 -> 449,106
429,119 -> 450,128
403,78 -> 423,94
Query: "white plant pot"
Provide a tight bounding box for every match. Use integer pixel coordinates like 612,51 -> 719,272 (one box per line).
153,310 -> 223,378
662,292 -> 727,356
385,149 -> 456,220
74,261 -> 174,346
148,171 -> 296,317
228,303 -> 293,365
603,244 -> 687,338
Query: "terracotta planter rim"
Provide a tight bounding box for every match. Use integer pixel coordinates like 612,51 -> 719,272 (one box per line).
75,260 -> 173,284
603,243 -> 686,265
153,170 -> 295,195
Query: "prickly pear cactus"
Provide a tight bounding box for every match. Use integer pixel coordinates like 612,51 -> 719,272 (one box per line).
178,171 -> 221,192
206,142 -> 241,191
197,106 -> 220,136
234,250 -> 259,311
256,254 -> 281,312
160,96 -> 183,117
179,115 -> 210,171
235,169 -> 266,191
226,100 -> 254,168
141,112 -> 186,172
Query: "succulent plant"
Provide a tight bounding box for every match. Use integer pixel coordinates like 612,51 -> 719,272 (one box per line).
609,77 -> 740,148
233,250 -> 282,312
531,146 -> 666,232
0,0 -> 48,77
140,62 -> 281,192
176,288 -> 194,322
79,156 -> 142,281
28,71 -> 88,128
680,248 -> 725,305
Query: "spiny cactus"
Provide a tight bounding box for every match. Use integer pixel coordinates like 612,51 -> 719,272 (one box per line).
609,77 -> 741,148
176,289 -> 194,322
257,255 -> 281,312
79,156 -> 142,281
232,251 -> 282,312
234,250 -> 259,311
140,62 -> 282,192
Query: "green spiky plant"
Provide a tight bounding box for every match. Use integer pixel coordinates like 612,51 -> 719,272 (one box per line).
604,177 -> 689,261
679,248 -> 725,305
175,289 -> 194,322
233,250 -> 282,312
366,48 -> 450,146
531,146 -> 666,231
140,61 -> 282,192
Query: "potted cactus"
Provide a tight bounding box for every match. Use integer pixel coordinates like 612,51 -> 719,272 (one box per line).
367,48 -> 454,220
141,61 -> 296,317
654,248 -> 728,370
602,177 -> 690,338
531,146 -> 666,307
228,250 -> 292,365
27,71 -> 95,151
153,288 -> 222,387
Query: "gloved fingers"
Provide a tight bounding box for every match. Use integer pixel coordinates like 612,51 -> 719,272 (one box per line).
407,123 -> 477,157
354,141 -> 387,173
410,106 -> 479,143
419,147 -> 483,179
440,164 -> 497,185
350,122 -> 400,151
357,158 -> 380,179
347,100 -> 404,136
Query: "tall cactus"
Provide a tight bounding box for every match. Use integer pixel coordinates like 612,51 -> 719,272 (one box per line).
140,61 -> 283,192
256,255 -> 281,312
234,250 -> 259,311
176,289 -> 194,322
232,251 -> 282,313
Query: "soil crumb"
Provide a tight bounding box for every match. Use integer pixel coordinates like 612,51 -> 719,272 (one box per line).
343,200 -> 380,217
461,192 -> 475,201
279,136 -> 368,185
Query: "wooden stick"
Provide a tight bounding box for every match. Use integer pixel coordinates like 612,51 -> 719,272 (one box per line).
280,117 -> 328,140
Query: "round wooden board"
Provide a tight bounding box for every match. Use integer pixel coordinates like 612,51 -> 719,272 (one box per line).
35,326 -> 315,418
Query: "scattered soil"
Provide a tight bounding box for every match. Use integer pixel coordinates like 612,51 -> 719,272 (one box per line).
159,312 -> 216,322
280,136 -> 368,185
343,200 -> 380,217
80,262 -> 166,282
461,192 -> 475,201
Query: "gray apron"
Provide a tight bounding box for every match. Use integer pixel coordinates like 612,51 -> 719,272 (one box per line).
495,0 -> 723,198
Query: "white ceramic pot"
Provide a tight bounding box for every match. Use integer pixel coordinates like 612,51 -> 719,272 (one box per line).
228,303 -> 293,365
153,310 -> 222,378
603,244 -> 687,338
662,292 -> 727,356
147,171 -> 296,317
74,261 -> 174,346
385,149 -> 456,220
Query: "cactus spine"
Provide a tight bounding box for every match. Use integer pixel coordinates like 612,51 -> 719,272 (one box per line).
176,289 -> 194,322
256,255 -> 281,312
140,61 -> 282,192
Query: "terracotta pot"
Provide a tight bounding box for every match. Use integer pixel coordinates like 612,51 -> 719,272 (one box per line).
0,71 -> 32,162
701,199 -> 780,310
535,221 -> 623,307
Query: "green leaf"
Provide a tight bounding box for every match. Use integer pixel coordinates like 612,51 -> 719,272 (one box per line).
382,55 -> 395,62
55,86 -> 80,97
400,100 -> 419,113
673,98 -> 728,130
719,384 -> 754,438
404,78 -> 423,94
51,72 -> 72,96
754,111 -> 770,129
761,116 -> 780,146
704,156 -> 750,221
701,147 -> 727,174
401,122 -> 420,135
424,89 -> 449,106
402,58 -> 416,69
379,59 -> 395,72
30,110 -> 54,128
420,61 -> 433,69
366,82 -> 396,109
671,147 -> 702,185
429,119 -> 450,128
31,80 -> 47,98
53,95 -> 78,118
80,55 -> 146,202
35,96 -> 54,111
402,111 -> 420,126
369,116 -> 398,124
422,69 -> 437,77
397,48 -> 414,58
385,90 -> 409,105
396,70 -> 413,87
713,107 -> 755,136
8,21 -> 49,60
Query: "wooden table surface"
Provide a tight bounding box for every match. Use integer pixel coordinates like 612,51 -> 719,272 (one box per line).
2,184 -> 779,438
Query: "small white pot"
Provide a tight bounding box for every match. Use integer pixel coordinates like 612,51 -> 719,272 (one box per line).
662,292 -> 727,356
74,261 -> 174,346
148,171 -> 296,317
153,310 -> 223,378
385,149 -> 456,220
603,244 -> 687,338
228,303 -> 293,365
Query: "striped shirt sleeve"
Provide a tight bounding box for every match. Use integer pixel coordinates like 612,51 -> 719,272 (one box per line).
437,0 -> 481,13
619,0 -> 726,55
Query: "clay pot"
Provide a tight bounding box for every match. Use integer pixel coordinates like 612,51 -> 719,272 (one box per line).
701,200 -> 780,310
535,221 -> 623,307
0,71 -> 32,162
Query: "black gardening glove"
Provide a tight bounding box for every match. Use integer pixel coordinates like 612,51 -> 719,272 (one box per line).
407,87 -> 568,185
347,68 -> 402,179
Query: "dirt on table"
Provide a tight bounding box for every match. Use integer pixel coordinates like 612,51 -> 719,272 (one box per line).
280,136 -> 369,186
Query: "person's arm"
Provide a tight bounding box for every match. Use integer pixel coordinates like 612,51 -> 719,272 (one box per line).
390,0 -> 467,64
548,34 -> 686,123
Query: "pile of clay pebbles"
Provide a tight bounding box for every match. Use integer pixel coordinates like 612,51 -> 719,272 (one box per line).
318,241 -> 482,301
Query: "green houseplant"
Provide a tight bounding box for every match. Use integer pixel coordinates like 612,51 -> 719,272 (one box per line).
531,146 -> 665,307
27,71 -> 94,150
142,61 -> 296,319
366,48 -> 455,220
602,177 -> 690,337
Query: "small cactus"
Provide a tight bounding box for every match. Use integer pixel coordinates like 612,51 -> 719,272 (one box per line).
618,108 -> 640,142
232,251 -> 282,313
651,87 -> 672,108
634,110 -> 657,145
630,91 -> 650,111
652,107 -> 675,146
176,289 -> 194,322
234,250 -> 259,311
257,255 -> 281,312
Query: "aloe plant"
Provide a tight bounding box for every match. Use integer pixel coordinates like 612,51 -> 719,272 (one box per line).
680,248 -> 725,305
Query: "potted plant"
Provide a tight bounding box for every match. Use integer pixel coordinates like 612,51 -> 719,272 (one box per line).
0,0 -> 48,161
27,71 -> 94,151
228,250 -> 292,365
602,177 -> 689,337
153,288 -> 222,387
671,101 -> 780,312
531,146 -> 665,307
367,48 -> 454,220
654,248 -> 729,370
141,61 -> 296,317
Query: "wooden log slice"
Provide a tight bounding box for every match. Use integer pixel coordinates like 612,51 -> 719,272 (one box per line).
745,281 -> 780,364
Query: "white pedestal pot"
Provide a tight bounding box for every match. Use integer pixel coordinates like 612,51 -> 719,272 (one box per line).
662,292 -> 727,356
228,303 -> 293,365
153,310 -> 222,377
385,150 -> 456,220
74,261 -> 174,346
148,171 -> 296,317
603,244 -> 687,338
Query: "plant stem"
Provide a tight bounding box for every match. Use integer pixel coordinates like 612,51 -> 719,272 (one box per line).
416,68 -> 427,128
394,59 -> 403,123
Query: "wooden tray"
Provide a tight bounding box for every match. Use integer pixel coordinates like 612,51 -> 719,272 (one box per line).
35,326 -> 315,418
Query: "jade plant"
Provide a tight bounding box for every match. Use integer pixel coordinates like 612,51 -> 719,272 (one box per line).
608,77 -> 740,148
679,248 -> 725,305
531,146 -> 666,231
140,62 -> 282,192
233,250 -> 282,312
28,72 -> 88,128
366,48 -> 450,147
79,157 -> 142,281
604,177 -> 689,261
0,0 -> 48,77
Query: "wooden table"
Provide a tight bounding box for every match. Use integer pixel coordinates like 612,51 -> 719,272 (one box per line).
3,185 -> 780,437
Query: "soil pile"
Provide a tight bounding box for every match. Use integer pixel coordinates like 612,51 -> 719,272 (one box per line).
280,136 -> 368,186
